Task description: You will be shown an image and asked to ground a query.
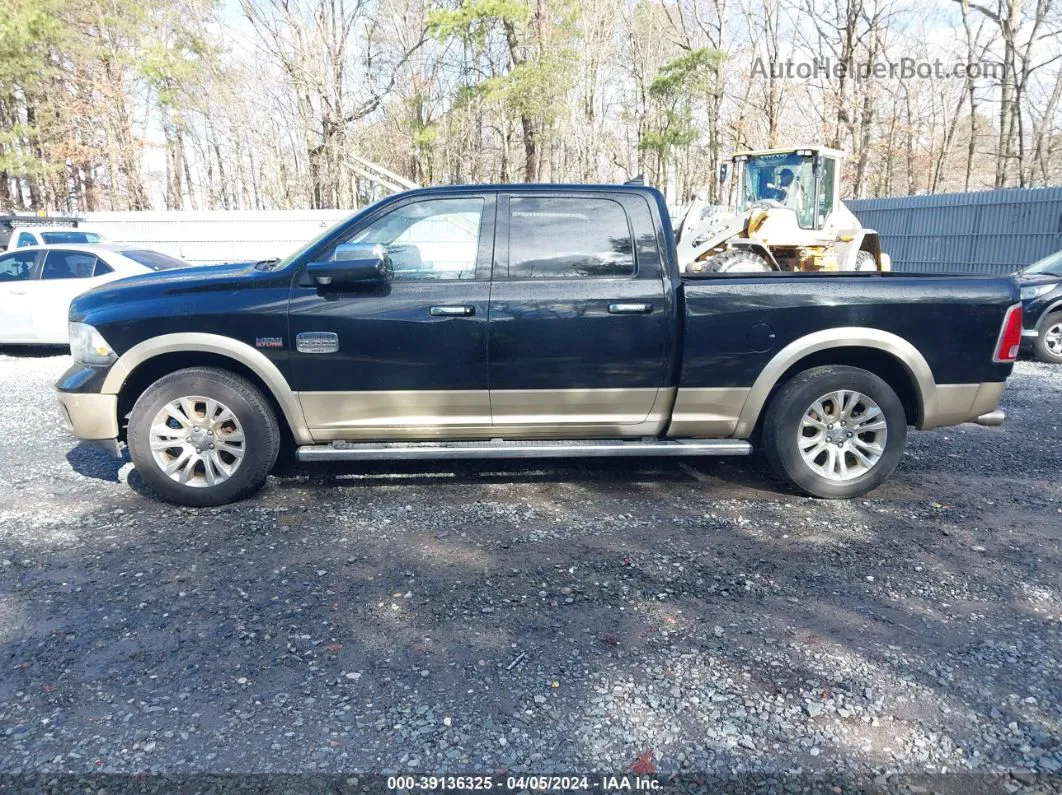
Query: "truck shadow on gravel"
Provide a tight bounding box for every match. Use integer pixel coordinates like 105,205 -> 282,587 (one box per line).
270,455 -> 789,499
65,442 -> 131,483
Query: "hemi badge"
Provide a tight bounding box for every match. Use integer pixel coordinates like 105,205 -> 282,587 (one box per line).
255,337 -> 284,349
296,331 -> 340,354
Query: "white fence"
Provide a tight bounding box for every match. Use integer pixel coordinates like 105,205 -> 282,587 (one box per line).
84,210 -> 355,265
83,203 -> 694,267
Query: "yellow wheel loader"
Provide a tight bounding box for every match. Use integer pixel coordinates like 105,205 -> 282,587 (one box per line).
676,146 -> 891,274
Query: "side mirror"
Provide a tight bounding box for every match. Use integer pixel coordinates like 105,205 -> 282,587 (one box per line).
308,243 -> 392,287
718,162 -> 729,185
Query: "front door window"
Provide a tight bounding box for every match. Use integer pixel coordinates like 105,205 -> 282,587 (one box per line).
332,198 -> 485,281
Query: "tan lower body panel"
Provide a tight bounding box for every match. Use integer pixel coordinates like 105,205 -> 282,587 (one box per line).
299,388 -> 673,442
299,390 -> 491,432
296,380 -> 1006,443
489,387 -> 664,426
922,381 -> 1006,430
662,381 -> 1006,438
665,387 -> 751,438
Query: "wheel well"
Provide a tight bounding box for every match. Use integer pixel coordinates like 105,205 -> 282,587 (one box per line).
114,351 -> 292,447
753,347 -> 922,438
858,232 -> 881,253
1040,307 -> 1062,329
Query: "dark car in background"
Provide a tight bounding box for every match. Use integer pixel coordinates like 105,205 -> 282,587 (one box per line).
1019,251 -> 1062,363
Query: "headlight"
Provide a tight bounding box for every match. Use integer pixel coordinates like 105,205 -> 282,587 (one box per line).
69,322 -> 117,366
1020,284 -> 1054,300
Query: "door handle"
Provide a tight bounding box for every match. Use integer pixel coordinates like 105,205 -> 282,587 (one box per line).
608,302 -> 653,315
429,305 -> 475,317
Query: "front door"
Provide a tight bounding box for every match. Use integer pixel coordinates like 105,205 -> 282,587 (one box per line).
288,194 -> 495,440
0,250 -> 41,342
31,249 -> 103,343
487,192 -> 672,437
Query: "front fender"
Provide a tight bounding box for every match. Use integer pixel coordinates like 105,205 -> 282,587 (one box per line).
100,332 -> 314,445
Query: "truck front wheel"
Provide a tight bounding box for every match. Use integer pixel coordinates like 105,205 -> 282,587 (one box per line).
762,365 -> 908,498
127,367 -> 280,507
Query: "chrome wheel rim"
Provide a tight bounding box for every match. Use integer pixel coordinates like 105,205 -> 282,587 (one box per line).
149,396 -> 246,488
1046,323 -> 1062,356
798,390 -> 887,482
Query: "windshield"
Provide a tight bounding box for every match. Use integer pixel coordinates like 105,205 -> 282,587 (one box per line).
119,249 -> 189,271
1023,250 -> 1062,276
41,231 -> 104,244
740,153 -> 816,228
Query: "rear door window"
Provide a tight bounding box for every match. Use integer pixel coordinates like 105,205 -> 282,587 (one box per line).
41,250 -> 97,279
507,197 -> 635,279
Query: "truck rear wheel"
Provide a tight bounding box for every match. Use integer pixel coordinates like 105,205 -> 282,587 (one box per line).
703,249 -> 773,273
762,365 -> 907,498
128,367 -> 280,507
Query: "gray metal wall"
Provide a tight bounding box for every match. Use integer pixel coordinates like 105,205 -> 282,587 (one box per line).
848,187 -> 1062,274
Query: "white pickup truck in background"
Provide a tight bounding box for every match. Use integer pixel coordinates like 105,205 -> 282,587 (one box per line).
0,215 -> 109,250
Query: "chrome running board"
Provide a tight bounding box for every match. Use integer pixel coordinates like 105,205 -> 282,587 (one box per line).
296,438 -> 752,462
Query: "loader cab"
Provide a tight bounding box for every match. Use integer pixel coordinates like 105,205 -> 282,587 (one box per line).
732,148 -> 843,231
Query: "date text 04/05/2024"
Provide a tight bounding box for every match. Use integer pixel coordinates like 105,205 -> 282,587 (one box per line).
385,775 -> 662,791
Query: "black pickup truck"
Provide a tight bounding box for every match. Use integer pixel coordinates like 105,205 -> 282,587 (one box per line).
56,184 -> 1022,506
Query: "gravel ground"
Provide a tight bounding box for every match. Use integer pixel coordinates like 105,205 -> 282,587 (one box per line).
0,349 -> 1059,791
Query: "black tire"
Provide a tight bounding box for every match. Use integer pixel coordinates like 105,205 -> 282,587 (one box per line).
853,250 -> 878,271
128,367 -> 280,507
703,249 -> 773,273
1033,312 -> 1062,364
762,365 -> 908,499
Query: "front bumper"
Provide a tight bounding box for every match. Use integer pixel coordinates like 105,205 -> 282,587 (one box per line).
56,361 -> 122,457
57,391 -> 120,441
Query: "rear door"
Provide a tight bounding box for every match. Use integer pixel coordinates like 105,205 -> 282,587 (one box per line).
487,191 -> 672,436
0,250 -> 42,342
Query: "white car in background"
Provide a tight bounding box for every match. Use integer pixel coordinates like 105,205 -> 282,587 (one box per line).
0,244 -> 189,345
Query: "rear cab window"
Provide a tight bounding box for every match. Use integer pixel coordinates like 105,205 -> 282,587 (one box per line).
40,231 -> 103,244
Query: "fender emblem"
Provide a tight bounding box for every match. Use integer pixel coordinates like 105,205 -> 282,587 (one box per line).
255,337 -> 285,349
296,331 -> 339,354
